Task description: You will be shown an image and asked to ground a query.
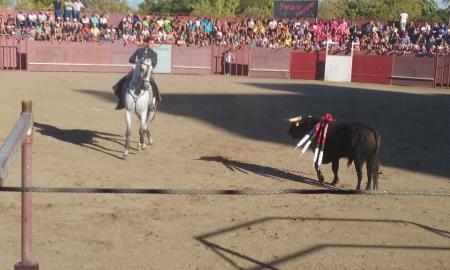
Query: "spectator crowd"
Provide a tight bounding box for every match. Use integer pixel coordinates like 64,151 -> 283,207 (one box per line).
1,3 -> 450,56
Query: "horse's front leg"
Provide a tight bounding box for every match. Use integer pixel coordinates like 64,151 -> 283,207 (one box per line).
138,108 -> 148,151
123,110 -> 132,159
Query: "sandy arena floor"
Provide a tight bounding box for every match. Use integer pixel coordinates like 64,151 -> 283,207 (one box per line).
0,72 -> 449,270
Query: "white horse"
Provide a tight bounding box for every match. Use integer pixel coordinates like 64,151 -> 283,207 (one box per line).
123,56 -> 156,159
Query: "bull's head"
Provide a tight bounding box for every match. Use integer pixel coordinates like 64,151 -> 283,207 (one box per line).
287,115 -> 318,139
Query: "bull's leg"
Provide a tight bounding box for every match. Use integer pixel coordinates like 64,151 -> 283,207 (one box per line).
354,160 -> 363,190
365,161 -> 373,190
372,159 -> 379,190
123,110 -> 132,159
331,159 -> 340,186
314,164 -> 325,183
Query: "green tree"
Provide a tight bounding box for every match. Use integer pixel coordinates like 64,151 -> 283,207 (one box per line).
13,0 -> 131,12
138,0 -> 194,14
238,0 -> 273,17
82,0 -> 131,13
318,0 -> 442,21
189,0 -> 240,17
0,0 -> 13,8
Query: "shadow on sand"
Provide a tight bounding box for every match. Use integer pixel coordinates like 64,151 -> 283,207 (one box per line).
74,82 -> 450,179
34,122 -> 128,159
195,216 -> 450,270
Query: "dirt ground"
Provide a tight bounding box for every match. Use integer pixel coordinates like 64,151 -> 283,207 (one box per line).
0,72 -> 449,270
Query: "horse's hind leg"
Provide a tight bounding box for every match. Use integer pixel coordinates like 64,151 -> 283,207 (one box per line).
123,110 -> 132,159
145,110 -> 155,146
146,129 -> 153,145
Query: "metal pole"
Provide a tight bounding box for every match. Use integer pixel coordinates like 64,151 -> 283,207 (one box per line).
15,101 -> 39,270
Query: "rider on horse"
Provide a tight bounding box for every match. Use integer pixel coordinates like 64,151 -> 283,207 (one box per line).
113,36 -> 162,111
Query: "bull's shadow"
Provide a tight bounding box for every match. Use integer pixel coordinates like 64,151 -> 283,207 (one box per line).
198,156 -> 339,190
75,81 -> 450,178
34,122 -> 126,159
195,216 -> 450,270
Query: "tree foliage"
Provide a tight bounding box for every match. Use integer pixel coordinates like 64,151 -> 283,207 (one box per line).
189,0 -> 240,17
11,0 -> 131,12
0,0 -> 13,8
237,0 -> 273,17
138,0 -> 193,14
318,0 -> 443,22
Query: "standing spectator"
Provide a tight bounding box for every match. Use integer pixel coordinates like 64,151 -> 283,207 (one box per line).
55,0 -> 63,19
224,49 -> 233,76
399,11 -> 408,31
64,0 -> 74,20
73,0 -> 85,21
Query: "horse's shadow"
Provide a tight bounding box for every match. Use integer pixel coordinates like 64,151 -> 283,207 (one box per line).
34,122 -> 129,159
198,156 -> 339,190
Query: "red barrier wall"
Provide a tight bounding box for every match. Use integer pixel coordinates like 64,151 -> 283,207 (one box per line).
171,46 -> 212,75
249,48 -> 291,78
27,42 -> 115,72
391,54 -> 436,87
111,43 -> 138,73
290,51 -> 320,80
351,54 -> 393,85
434,55 -> 450,87
212,46 -> 250,76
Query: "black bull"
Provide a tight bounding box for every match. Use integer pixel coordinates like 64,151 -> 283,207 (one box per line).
288,116 -> 381,190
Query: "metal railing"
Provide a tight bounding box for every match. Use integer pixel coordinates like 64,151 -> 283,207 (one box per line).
0,101 -> 39,270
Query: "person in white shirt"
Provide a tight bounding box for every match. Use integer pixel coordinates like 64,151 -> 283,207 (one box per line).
73,0 -> 85,21
16,11 -> 26,30
28,12 -> 37,27
399,11 -> 408,31
37,12 -> 47,26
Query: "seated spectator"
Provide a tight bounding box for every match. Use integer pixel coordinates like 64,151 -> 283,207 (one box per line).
43,21 -> 52,41
28,12 -> 37,27
90,14 -> 99,28
37,11 -> 47,26
81,15 -> 89,26
16,11 -> 26,31
80,23 -> 90,42
6,14 -> 16,35
0,15 -> 6,34
90,25 -> 100,42
99,14 -> 108,29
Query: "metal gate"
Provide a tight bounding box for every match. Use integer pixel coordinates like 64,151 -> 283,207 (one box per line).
0,37 -> 26,70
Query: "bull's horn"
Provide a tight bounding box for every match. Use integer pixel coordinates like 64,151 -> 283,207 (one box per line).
288,116 -> 302,122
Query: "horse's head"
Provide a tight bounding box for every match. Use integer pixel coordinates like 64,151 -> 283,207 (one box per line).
137,56 -> 153,90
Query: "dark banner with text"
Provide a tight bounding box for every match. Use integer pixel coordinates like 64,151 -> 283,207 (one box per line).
274,0 -> 318,18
